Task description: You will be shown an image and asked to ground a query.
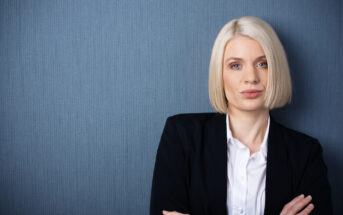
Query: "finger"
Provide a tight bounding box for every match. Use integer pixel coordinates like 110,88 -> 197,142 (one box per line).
297,203 -> 315,215
287,194 -> 305,208
290,195 -> 312,214
281,194 -> 305,215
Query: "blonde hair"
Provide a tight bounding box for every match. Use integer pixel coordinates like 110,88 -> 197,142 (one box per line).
209,16 -> 292,113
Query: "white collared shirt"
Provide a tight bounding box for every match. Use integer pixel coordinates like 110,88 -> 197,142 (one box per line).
226,114 -> 270,215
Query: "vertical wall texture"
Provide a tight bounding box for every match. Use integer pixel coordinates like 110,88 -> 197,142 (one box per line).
0,0 -> 341,214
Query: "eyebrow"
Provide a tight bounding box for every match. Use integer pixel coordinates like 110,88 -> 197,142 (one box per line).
224,55 -> 266,64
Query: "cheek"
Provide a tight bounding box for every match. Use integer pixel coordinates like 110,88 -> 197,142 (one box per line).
222,70 -> 231,85
222,74 -> 230,91
223,72 -> 237,90
222,73 -> 236,96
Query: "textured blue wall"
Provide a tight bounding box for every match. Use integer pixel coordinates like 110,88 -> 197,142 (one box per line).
0,0 -> 341,214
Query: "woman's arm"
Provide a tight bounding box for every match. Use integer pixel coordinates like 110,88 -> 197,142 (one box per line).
280,139 -> 332,215
150,117 -> 190,215
296,139 -> 333,214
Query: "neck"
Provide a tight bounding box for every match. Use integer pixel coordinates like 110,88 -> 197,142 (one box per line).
228,107 -> 269,153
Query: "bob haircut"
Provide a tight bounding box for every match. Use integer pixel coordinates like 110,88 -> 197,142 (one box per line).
209,16 -> 292,113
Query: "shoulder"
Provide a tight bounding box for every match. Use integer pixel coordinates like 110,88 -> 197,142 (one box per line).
270,117 -> 323,166
165,112 -> 225,135
162,112 -> 225,150
271,117 -> 320,148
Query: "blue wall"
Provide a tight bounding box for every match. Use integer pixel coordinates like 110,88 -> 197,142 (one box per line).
0,0 -> 341,214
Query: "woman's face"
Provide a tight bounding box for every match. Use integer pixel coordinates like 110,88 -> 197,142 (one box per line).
222,35 -> 268,114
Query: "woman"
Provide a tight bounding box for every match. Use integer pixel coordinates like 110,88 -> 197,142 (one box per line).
150,16 -> 332,215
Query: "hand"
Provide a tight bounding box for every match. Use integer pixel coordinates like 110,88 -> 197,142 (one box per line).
162,210 -> 189,215
280,194 -> 314,215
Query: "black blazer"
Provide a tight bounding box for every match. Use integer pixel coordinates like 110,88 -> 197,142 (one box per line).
150,113 -> 332,215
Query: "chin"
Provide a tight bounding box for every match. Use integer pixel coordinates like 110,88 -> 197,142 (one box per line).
227,99 -> 267,113
239,102 -> 267,112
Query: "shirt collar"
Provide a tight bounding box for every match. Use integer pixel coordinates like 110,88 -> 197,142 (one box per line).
226,113 -> 270,160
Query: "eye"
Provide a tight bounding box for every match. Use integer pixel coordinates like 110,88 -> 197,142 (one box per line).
257,61 -> 268,68
230,63 -> 241,70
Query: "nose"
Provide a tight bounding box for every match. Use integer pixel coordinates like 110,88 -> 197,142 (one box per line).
244,65 -> 260,84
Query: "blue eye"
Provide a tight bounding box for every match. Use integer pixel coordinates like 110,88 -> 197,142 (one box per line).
258,62 -> 268,68
231,64 -> 241,70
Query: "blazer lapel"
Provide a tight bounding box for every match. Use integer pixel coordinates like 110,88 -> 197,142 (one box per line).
201,114 -> 292,214
264,117 -> 292,214
202,113 -> 228,215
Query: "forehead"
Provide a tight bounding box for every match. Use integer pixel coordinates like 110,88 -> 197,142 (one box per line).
223,35 -> 265,60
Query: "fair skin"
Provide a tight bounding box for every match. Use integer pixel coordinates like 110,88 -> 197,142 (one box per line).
222,35 -> 269,155
163,36 -> 314,215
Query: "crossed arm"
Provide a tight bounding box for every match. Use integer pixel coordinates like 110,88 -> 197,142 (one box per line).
162,194 -> 314,215
150,119 -> 332,215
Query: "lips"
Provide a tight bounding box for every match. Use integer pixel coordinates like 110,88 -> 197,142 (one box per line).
241,89 -> 263,93
241,89 -> 263,99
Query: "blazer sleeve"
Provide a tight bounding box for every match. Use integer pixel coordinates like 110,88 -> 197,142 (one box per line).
150,117 -> 190,215
299,139 -> 333,215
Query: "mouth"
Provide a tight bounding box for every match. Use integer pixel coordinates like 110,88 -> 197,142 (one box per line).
240,89 -> 263,99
